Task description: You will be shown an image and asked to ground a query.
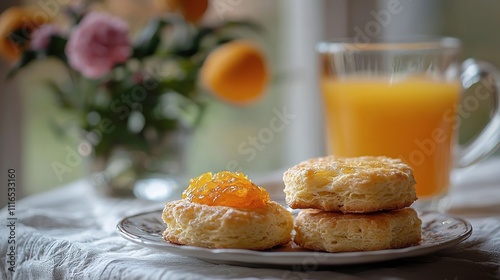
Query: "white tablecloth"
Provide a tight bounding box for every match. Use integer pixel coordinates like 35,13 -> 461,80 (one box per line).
1,157 -> 500,280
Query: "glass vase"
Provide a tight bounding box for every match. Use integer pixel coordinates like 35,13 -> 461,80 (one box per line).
87,130 -> 188,201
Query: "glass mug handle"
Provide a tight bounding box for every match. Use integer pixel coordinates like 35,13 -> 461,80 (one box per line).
456,59 -> 500,168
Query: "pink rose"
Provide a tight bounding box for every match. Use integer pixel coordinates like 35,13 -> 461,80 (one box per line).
30,24 -> 64,50
65,12 -> 131,79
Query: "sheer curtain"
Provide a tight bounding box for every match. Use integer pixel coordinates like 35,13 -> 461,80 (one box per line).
281,0 -> 326,166
0,0 -> 23,208
281,0 -> 378,166
280,0 -> 441,168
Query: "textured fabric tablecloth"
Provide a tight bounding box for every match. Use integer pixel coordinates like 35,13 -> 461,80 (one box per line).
1,157 -> 500,280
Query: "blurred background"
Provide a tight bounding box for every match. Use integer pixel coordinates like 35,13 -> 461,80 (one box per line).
1,0 -> 499,207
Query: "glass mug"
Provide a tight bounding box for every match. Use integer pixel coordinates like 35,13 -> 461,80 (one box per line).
317,37 -> 500,210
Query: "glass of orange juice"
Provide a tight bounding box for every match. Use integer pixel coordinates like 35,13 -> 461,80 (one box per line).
318,37 -> 500,210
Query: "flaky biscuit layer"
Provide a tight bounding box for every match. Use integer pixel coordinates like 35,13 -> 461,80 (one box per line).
283,156 -> 417,213
294,208 -> 422,252
162,200 -> 294,250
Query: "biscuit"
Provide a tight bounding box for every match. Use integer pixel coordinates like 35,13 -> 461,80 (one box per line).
283,156 -> 417,213
294,208 -> 422,252
162,200 -> 294,250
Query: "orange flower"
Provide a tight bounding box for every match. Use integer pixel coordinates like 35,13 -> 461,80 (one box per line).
154,0 -> 208,23
200,40 -> 269,106
0,6 -> 51,61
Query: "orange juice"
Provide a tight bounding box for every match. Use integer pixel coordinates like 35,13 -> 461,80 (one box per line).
321,77 -> 461,198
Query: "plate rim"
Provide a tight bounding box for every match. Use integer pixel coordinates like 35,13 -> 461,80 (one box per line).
116,209 -> 473,266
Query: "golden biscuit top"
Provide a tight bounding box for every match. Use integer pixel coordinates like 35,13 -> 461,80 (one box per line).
284,156 -> 415,188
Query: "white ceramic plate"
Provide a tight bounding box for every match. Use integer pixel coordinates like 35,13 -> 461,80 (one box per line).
116,210 -> 472,266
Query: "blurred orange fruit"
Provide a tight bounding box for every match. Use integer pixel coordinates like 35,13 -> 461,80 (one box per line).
153,0 -> 179,12
179,0 -> 208,23
153,0 -> 208,23
0,6 -> 51,61
201,40 -> 269,106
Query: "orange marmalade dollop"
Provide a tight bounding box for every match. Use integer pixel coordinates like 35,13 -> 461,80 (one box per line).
182,171 -> 270,209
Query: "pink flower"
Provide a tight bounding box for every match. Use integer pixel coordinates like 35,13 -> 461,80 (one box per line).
65,12 -> 131,79
30,24 -> 64,50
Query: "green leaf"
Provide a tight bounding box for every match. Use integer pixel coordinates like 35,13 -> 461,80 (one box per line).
46,35 -> 68,61
48,117 -> 67,138
177,98 -> 204,128
156,77 -> 196,98
133,18 -> 171,59
45,81 -> 75,109
218,21 -> 262,33
173,27 -> 215,57
7,50 -> 39,79
215,37 -> 234,45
